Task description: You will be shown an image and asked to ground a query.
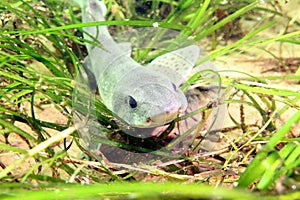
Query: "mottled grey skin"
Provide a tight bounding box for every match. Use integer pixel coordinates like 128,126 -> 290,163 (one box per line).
75,0 -> 200,128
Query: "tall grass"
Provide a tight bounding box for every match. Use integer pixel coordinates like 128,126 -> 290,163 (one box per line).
0,0 -> 299,198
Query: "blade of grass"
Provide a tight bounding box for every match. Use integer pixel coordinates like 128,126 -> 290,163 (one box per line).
0,126 -> 76,179
238,110 -> 300,188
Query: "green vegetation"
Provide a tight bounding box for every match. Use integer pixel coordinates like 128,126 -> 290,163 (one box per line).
0,0 -> 299,199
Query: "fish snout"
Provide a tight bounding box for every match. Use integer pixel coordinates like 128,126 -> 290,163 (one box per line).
144,103 -> 187,127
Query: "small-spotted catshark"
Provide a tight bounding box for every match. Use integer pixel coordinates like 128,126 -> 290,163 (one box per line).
73,0 -> 200,128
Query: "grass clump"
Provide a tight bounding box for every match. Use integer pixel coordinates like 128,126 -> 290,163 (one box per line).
0,0 -> 299,199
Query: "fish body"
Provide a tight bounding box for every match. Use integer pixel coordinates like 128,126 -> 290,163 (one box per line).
74,0 -> 200,128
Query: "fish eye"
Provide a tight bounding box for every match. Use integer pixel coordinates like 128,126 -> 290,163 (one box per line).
128,95 -> 137,109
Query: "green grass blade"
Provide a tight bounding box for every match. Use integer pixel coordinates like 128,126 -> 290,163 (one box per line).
238,110 -> 300,188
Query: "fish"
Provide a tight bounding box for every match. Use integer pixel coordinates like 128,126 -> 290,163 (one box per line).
73,0 -> 200,128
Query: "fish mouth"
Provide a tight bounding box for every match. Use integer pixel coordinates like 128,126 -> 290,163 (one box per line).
138,105 -> 186,128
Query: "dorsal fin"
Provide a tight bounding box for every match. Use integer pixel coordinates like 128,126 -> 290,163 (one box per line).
146,45 -> 200,85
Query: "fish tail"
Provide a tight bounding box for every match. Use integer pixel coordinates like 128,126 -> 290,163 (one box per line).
71,0 -> 87,9
73,0 -> 113,51
72,0 -> 107,22
73,0 -> 116,77
86,0 -> 107,22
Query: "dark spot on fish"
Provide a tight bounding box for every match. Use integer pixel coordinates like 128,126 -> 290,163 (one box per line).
172,82 -> 177,92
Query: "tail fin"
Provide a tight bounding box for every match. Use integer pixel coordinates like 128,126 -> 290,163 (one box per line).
71,0 -> 87,9
72,0 -> 107,22
73,0 -> 105,23
72,0 -> 112,52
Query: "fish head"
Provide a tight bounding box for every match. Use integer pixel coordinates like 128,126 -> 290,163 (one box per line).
112,72 -> 187,128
